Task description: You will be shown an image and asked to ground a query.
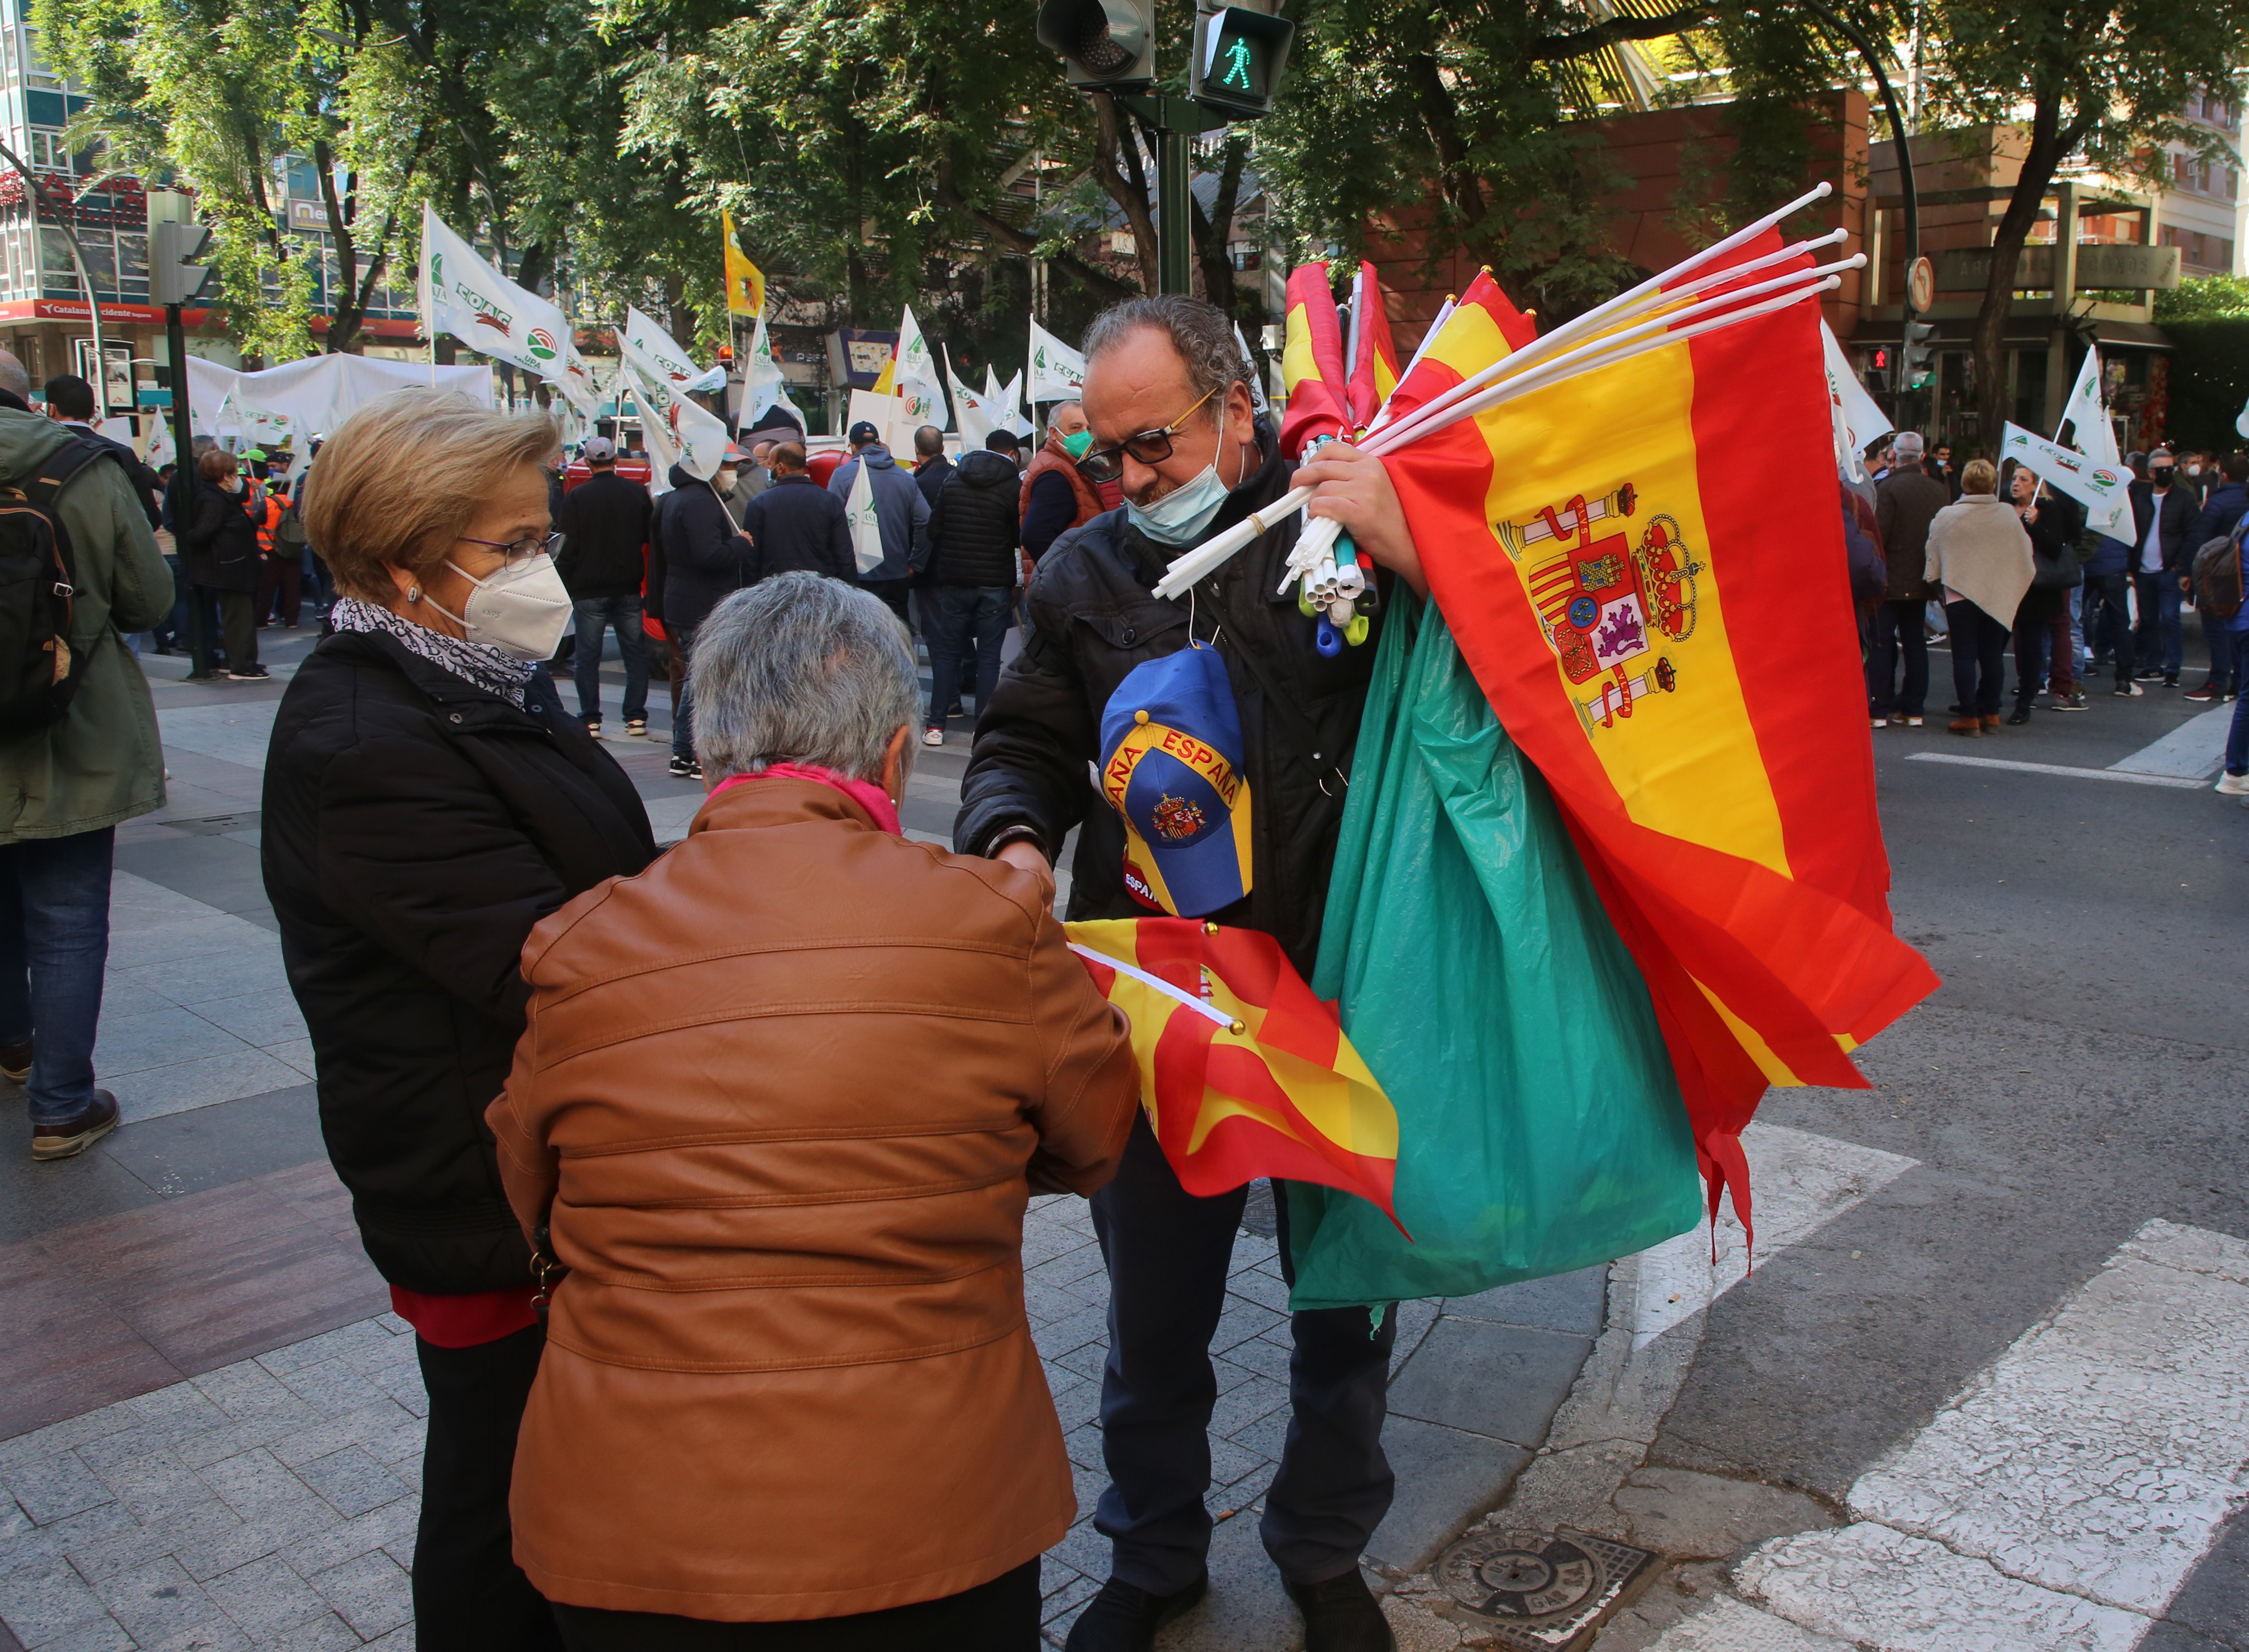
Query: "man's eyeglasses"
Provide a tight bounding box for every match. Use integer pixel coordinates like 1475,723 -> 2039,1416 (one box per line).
457,531 -> 562,569
1074,388 -> 1216,485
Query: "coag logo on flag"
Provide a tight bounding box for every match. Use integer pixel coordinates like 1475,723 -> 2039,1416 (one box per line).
455,284 -> 513,338
526,327 -> 558,363
430,252 -> 444,290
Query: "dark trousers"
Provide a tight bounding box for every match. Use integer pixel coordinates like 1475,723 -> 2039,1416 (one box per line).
925,586 -> 1010,729
2226,631 -> 2249,774
1866,598 -> 1929,717
156,553 -> 185,650
413,1325 -> 564,1652
2082,573 -> 2133,681
2133,570 -> 2183,677
860,578 -> 914,633
257,553 -> 302,627
1945,598 -> 2010,716
211,589 -> 258,673
0,827 -> 114,1125
670,626 -> 698,762
2012,609 -> 2069,706
2200,605 -> 2236,691
1090,1113 -> 1396,1595
185,584 -> 226,675
571,596 -> 650,726
552,1557 -> 1040,1651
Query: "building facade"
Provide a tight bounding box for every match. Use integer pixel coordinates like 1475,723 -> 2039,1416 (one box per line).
2153,87 -> 2246,279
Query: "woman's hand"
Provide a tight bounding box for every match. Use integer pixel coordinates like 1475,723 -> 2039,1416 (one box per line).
1293,442 -> 1427,597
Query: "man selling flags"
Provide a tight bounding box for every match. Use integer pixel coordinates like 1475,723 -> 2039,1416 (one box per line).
954,293 -> 1418,1652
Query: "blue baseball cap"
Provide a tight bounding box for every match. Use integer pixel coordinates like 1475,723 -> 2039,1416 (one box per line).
1098,645 -> 1253,917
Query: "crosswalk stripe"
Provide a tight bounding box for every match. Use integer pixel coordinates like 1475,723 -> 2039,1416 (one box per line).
1904,752 -> 2207,789
1728,1218 -> 2249,1649
2109,703 -> 2233,778
1629,1121 -> 1918,1349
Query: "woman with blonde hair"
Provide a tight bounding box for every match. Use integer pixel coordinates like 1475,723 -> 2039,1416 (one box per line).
1924,456 -> 2035,736
261,389 -> 654,1649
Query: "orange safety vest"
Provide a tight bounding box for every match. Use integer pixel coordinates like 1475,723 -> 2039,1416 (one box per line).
253,490 -> 282,554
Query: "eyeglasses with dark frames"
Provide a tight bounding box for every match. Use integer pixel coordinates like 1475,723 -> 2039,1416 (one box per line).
1073,388 -> 1218,485
455,531 -> 563,569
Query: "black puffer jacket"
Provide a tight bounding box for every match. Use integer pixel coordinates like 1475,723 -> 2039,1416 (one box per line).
655,463 -> 754,637
557,470 -> 653,601
924,449 -> 1023,587
181,480 -> 262,593
261,629 -> 656,1294
955,424 -> 1381,976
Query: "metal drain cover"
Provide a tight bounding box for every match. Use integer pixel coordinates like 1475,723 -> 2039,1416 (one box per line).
1434,1529 -> 1654,1648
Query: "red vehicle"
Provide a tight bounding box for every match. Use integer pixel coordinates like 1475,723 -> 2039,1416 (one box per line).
563,457 -> 654,492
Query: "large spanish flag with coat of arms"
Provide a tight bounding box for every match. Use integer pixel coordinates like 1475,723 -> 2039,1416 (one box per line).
1376,249 -> 1938,1229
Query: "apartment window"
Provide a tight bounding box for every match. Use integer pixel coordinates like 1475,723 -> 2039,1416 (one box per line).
2176,152 -> 2193,187
2231,170 -> 2241,201
2200,160 -> 2214,192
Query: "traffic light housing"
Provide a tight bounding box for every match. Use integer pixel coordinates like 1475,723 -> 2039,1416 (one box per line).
1190,6 -> 1297,119
1035,0 -> 1156,89
1902,320 -> 1937,389
150,219 -> 214,307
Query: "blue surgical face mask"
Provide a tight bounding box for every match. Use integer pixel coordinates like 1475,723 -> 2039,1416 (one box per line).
1126,403 -> 1235,546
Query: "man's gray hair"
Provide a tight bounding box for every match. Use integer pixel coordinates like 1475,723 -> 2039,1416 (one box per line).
1082,295 -> 1245,423
0,350 -> 28,400
1892,431 -> 1924,462
689,572 -> 920,785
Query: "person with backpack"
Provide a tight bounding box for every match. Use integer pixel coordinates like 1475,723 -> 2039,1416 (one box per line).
41,374 -> 163,530
0,347 -> 176,1162
181,449 -> 267,680
2185,452 -> 2249,702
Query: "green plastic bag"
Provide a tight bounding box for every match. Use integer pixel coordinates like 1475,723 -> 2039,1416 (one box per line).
1290,596 -> 1702,1310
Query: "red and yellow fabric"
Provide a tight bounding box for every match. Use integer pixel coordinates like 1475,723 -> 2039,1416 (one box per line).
1063,917 -> 1401,1226
1375,242 -> 1938,1230
1346,261 -> 1402,429
1277,262 -> 1354,459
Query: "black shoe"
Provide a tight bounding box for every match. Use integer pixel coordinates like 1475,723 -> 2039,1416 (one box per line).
667,754 -> 703,780
1285,1569 -> 1395,1652
227,665 -> 271,680
2164,674 -> 2179,687
947,699 -> 966,718
2006,705 -> 2031,725
1064,1575 -> 1209,1651
32,1090 -> 120,1162
1,1037 -> 29,1085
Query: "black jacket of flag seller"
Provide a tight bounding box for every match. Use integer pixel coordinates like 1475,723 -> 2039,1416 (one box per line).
953,421 -> 1380,977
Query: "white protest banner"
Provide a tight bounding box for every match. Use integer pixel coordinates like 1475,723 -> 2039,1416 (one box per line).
1028,318 -> 1087,403
1236,323 -> 1272,420
846,388 -> 915,452
894,305 -> 948,430
420,206 -> 591,413
998,368 -> 1034,438
619,328 -> 730,481
1820,321 -> 1892,489
2001,422 -> 2132,526
739,313 -> 791,428
2055,349 -> 2129,534
844,460 -> 885,575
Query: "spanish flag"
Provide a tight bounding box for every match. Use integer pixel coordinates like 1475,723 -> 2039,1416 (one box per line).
722,211 -> 765,318
1377,245 -> 1938,1229
1064,918 -> 1402,1228
1345,262 -> 1402,428
1278,263 -> 1353,456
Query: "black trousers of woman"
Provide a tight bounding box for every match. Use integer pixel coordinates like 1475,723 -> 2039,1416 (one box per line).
1944,598 -> 2011,716
414,1323 -> 565,1652
550,1558 -> 1042,1651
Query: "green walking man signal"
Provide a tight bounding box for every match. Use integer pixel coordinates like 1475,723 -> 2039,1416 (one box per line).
1189,6 -> 1295,119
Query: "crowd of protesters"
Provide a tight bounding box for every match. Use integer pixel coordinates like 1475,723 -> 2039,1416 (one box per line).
1861,431 -> 2249,796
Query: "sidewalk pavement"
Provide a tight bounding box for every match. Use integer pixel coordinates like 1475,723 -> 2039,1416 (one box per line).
1,641 -> 1610,1650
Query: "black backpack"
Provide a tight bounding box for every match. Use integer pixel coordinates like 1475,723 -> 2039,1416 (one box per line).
0,440 -> 119,734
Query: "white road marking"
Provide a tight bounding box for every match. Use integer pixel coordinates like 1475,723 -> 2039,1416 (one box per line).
1904,752 -> 2206,789
1734,1218 -> 2249,1648
1629,1122 -> 1917,1349
2109,703 -> 2234,779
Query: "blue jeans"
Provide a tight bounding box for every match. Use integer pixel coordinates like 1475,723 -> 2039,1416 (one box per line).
0,827 -> 116,1124
2133,570 -> 2183,677
2199,605 -> 2236,691
2227,631 -> 2249,776
1866,599 -> 1929,718
670,626 -> 698,762
2082,573 -> 2134,681
571,596 -> 649,726
925,586 -> 1011,729
1089,1114 -> 1396,1594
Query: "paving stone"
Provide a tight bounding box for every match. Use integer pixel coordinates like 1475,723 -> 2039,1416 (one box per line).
257,1612 -> 364,1651
1444,1266 -> 1608,1336
1207,1375 -> 1291,1440
1362,1417 -> 1532,1574
76,1444 -> 212,1525
23,1617 -> 137,1652
293,1448 -> 408,1522
1210,1299 -> 1285,1354
0,1555 -> 115,1644
1221,1334 -> 1293,1383
202,1553 -> 332,1639
270,1360 -> 388,1419
1223,1407 -> 1294,1462
145,1616 -> 255,1651
1385,1321 -> 1594,1448
0,1405 -> 149,1474
0,1502 -> 142,1582
1041,1568 -> 1102,1625
2,1453 -> 113,1526
1046,1517 -> 1115,1581
1051,1340 -> 1113,1383
198,1450 -> 333,1531
306,1550 -> 412,1639
1225,1268 -> 1292,1315
1063,1424 -> 1108,1472
267,1403 -> 417,1471
1034,1307 -> 1114,1363
1205,1436 -> 1269,1491
278,1496 -> 420,1579
92,1553 -> 225,1645
65,1502 -> 245,1585
255,1323 -> 395,1381
193,1362 -> 313,1424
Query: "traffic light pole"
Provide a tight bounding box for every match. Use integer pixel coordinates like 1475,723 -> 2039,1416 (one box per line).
1119,95 -> 1202,295
165,299 -> 213,678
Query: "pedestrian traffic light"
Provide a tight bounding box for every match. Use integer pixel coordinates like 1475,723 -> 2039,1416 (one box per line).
150,220 -> 215,307
1035,0 -> 1156,90
1189,6 -> 1297,120
1903,321 -> 1937,390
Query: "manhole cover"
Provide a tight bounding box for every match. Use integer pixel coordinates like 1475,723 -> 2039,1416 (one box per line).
1434,1530 -> 1654,1648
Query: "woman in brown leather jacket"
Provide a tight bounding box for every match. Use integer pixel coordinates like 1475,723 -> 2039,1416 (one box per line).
487,571 -> 1140,1649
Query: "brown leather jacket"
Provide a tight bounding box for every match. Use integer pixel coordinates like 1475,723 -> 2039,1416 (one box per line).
487,776 -> 1139,1621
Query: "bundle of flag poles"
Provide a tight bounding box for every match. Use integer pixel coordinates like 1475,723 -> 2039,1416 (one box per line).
1151,181 -> 1862,602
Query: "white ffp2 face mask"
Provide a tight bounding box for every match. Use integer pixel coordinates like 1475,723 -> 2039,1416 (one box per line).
431,553 -> 574,661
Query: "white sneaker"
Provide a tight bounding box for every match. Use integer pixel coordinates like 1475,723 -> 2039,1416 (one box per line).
1871,716 -> 1889,729
1903,716 -> 1925,727
922,727 -> 946,748
2216,771 -> 2249,797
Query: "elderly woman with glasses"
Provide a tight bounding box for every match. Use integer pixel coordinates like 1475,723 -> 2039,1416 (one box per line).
261,389 -> 655,1652
485,571 -> 1140,1649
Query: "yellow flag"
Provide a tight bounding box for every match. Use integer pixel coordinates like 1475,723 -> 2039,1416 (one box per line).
722,211 -> 764,318
871,352 -> 897,395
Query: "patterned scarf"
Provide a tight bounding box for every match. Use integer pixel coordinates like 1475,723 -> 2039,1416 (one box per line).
328,596 -> 538,709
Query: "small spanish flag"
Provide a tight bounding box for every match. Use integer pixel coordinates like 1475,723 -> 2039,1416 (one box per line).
1345,261 -> 1402,428
1277,262 -> 1353,457
722,211 -> 764,318
1064,918 -> 1402,1229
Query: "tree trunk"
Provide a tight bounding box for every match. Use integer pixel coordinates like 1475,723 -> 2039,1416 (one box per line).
1192,133 -> 1248,320
1403,52 -> 1487,233
1093,94 -> 1161,294
313,140 -> 363,356
1970,96 -> 2086,455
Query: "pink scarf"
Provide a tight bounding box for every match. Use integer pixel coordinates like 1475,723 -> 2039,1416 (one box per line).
707,763 -> 902,836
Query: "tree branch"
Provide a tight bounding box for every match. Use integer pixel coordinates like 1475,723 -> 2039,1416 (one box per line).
1527,5 -> 1715,61
1092,93 -> 1160,293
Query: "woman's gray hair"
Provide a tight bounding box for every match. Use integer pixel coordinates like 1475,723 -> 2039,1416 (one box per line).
1081,294 -> 1247,424
689,573 -> 920,785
